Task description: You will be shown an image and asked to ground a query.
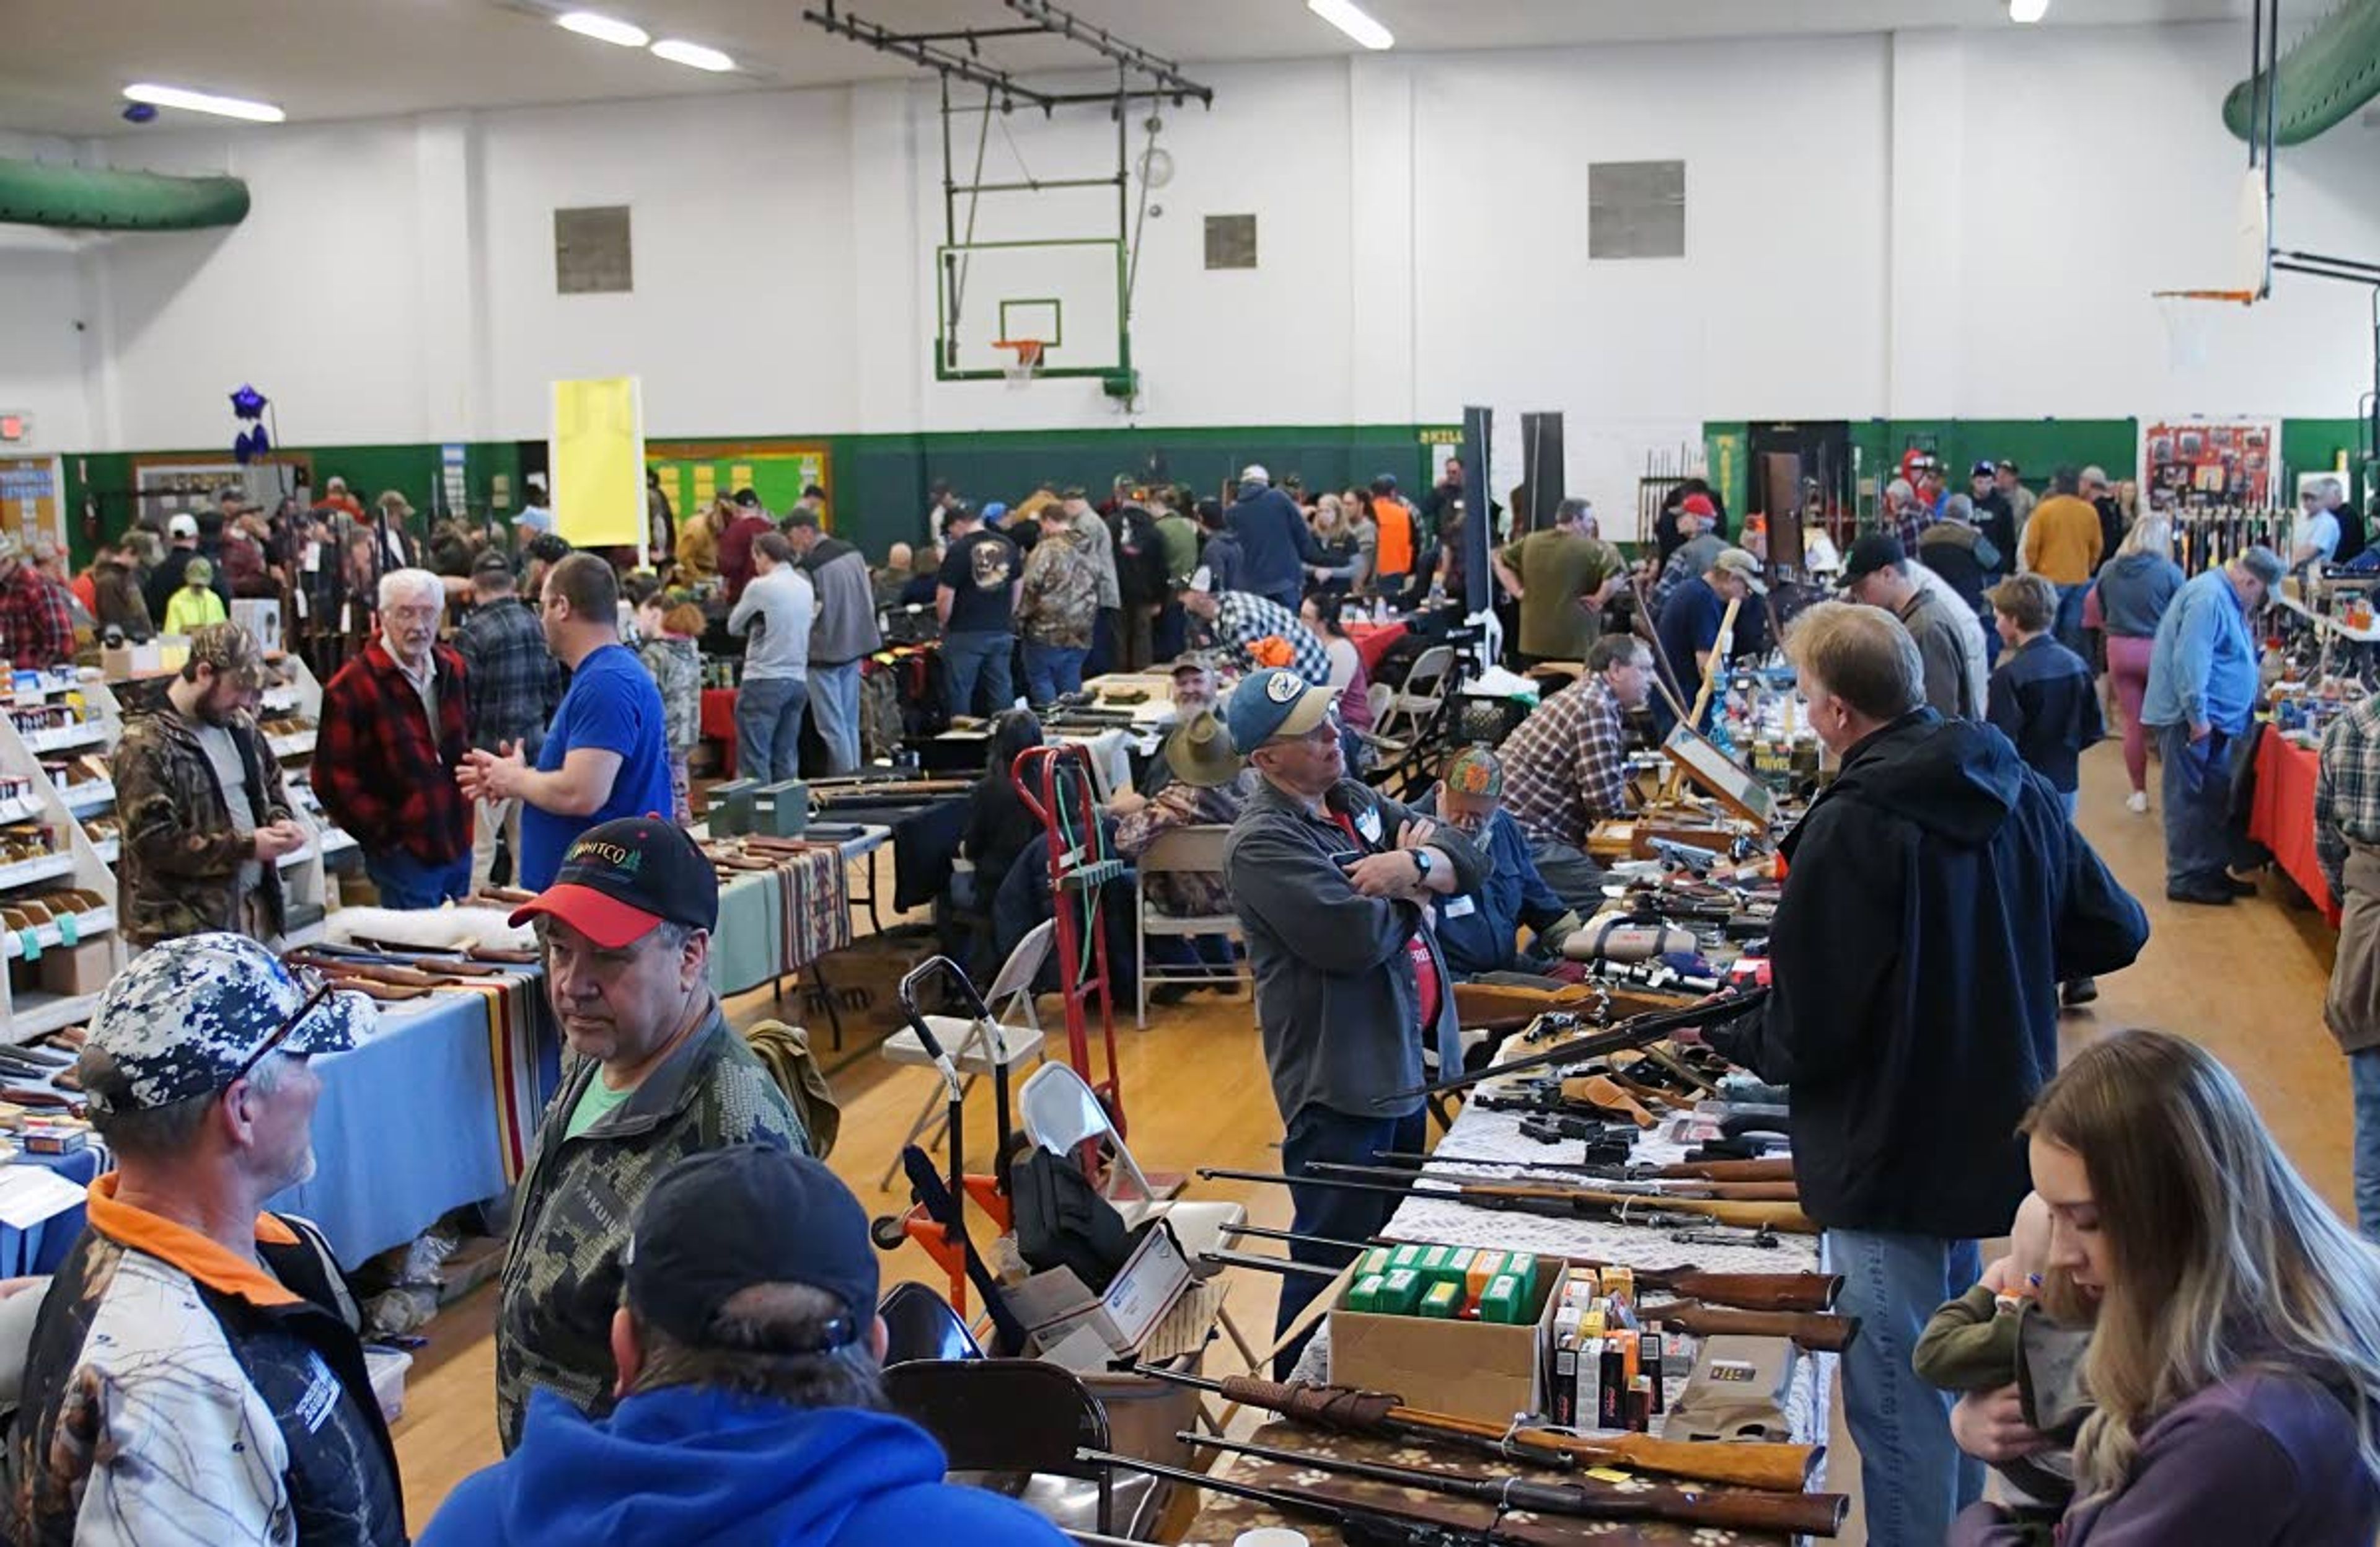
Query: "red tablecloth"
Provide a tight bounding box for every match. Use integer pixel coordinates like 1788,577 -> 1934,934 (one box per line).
700,687 -> 738,777
1344,619 -> 1408,676
2249,722 -> 2338,925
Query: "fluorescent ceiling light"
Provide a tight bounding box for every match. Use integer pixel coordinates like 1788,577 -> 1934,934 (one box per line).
2008,0 -> 2049,20
121,83 -> 285,123
1307,0 -> 1394,51
651,38 -> 736,72
556,11 -> 650,47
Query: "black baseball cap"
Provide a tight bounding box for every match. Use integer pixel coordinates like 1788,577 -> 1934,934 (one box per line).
1970,460 -> 1997,478
471,550 -> 514,581
509,816 -> 718,948
1841,532 -> 1907,583
625,1147 -> 878,1351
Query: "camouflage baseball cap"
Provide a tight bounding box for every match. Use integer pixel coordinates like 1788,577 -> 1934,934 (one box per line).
83,933 -> 373,1115
185,622 -> 268,689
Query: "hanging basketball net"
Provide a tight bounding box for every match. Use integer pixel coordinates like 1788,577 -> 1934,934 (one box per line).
2153,288 -> 2259,371
993,338 -> 1044,390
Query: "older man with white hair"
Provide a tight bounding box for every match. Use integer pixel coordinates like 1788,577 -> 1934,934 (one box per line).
2295,475 -> 2364,572
314,566 -> 475,908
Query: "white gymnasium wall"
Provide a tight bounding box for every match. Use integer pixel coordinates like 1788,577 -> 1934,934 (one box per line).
11,20 -> 2377,488
0,132 -> 102,454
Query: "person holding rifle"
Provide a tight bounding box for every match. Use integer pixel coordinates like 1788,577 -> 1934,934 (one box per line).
1704,601 -> 2146,1547
1222,666 -> 1487,1377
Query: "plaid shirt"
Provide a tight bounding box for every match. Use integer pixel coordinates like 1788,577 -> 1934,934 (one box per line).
1893,505 -> 1937,551
454,596 -> 563,755
2316,695 -> 2380,901
1501,673 -> 1633,850
313,638 -> 474,864
0,566 -> 74,670
1209,591 -> 1332,685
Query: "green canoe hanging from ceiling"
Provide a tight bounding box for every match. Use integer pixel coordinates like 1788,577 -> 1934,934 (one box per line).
2222,0 -> 2380,146
0,159 -> 250,230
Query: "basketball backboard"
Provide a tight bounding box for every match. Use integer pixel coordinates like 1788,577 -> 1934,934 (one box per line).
936,237 -> 1127,383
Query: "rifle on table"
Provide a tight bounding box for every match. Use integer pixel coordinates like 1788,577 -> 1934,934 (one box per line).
1365,1156 -> 1801,1203
1375,1150 -> 1797,1185
1128,1367 -> 1821,1494
1218,1220 -> 1841,1311
1179,1431 -> 1851,1539
1198,1251 -> 1855,1354
1084,1447 -> 1525,1547
1220,1162 -> 1817,1236
1378,987 -> 1770,1108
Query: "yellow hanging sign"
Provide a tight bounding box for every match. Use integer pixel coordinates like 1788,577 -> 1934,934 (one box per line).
549,376 -> 646,552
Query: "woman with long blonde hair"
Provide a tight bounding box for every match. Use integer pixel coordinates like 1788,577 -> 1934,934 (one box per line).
1951,1028 -> 2380,1543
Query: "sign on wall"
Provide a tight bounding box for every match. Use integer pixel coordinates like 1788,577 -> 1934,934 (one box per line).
550,377 -> 646,553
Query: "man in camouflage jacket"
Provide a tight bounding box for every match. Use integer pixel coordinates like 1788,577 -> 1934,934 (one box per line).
494,816 -> 809,1452
109,622 -> 307,946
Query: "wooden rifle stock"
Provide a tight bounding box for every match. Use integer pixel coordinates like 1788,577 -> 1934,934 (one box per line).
1647,1267 -> 1841,1313
1655,1156 -> 1796,1183
1197,1373 -> 1820,1494
1642,1298 -> 1859,1354
1185,1432 -> 1849,1538
1302,1163 -> 1818,1236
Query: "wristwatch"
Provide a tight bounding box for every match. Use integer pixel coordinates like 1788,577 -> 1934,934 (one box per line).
1411,847 -> 1434,885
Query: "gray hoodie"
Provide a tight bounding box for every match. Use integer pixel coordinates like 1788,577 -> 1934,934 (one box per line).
800,536 -> 884,667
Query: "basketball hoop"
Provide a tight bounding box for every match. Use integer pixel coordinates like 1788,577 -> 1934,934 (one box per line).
993,338 -> 1044,390
2152,288 -> 2255,371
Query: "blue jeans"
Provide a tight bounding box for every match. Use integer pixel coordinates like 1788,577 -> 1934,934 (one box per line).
942,630 -> 1013,720
735,674 -> 809,785
1023,640 -> 1088,703
2052,583 -> 2088,655
2155,720 -> 2240,888
1274,1103 -> 1429,1377
1150,600 -> 1188,663
2353,1048 -> 2380,1241
366,846 -> 472,910
808,660 -> 863,775
1086,608 -> 1120,679
1825,1229 -> 1986,1547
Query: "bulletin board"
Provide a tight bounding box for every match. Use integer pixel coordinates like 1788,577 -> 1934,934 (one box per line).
0,457 -> 65,557
2138,417 -> 2283,514
646,441 -> 834,532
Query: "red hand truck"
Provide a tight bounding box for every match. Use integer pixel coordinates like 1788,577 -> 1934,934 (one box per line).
1010,741 -> 1129,1137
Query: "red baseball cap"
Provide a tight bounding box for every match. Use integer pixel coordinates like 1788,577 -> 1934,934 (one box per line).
509,817 -> 718,949
1680,493 -> 1717,519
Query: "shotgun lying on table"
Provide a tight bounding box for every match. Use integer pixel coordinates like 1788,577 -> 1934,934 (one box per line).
1180,1430 -> 1851,1538
1199,1164 -> 1820,1236
1217,1220 -> 1841,1311
1373,1149 -> 1797,1184
1376,986 -> 1771,1108
1129,1367 -> 1822,1493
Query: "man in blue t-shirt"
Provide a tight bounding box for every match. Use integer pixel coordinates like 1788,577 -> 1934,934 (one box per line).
1652,545 -> 1765,737
460,553 -> 676,889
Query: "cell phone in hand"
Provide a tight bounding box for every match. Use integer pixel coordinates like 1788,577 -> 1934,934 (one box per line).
1326,850 -> 1365,869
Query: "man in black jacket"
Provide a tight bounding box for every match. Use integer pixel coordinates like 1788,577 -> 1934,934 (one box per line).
1708,600 -> 2146,1547
1224,466 -> 1324,612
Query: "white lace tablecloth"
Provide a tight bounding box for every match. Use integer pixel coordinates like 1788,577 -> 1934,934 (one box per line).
1292,1094 -> 1833,1465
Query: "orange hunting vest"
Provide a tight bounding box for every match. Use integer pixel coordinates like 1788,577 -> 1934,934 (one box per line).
1375,500 -> 1414,577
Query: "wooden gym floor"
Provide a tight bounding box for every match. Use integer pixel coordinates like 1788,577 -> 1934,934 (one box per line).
386,739 -> 2350,1540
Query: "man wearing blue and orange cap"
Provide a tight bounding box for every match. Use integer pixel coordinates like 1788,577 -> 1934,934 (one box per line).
1422,745 -> 1576,979
1224,666 -> 1488,1374
495,816 -> 809,1453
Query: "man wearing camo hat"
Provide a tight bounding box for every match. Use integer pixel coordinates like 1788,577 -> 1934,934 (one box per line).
7,933 -> 404,1545
110,621 -> 309,946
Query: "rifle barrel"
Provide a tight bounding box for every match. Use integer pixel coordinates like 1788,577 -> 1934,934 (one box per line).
1299,1161 -> 1820,1235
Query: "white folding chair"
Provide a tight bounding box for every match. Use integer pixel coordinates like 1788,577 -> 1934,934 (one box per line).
876,919 -> 1056,1189
1131,824 -> 1245,1028
1016,1062 -> 1264,1375
1369,642 -> 1455,754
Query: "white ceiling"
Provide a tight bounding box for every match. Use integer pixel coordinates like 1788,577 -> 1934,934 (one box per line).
1,0 -> 2254,139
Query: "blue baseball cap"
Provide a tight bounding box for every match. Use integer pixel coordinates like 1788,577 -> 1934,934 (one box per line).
981,501 -> 1009,524
1225,666 -> 1335,753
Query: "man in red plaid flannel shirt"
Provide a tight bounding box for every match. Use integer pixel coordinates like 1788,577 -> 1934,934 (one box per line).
314,567 -> 475,908
0,531 -> 75,671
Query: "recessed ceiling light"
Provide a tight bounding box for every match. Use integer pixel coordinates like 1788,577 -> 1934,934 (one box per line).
651,38 -> 735,72
557,11 -> 650,48
121,83 -> 285,123
1307,0 -> 1394,50
2009,0 -> 2050,21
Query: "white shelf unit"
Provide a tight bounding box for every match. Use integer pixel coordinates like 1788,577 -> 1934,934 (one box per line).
0,680 -> 126,1044
267,654 -> 340,933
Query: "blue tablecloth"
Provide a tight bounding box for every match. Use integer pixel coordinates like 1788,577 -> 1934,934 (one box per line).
0,1149 -> 101,1276
270,978 -> 560,1269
